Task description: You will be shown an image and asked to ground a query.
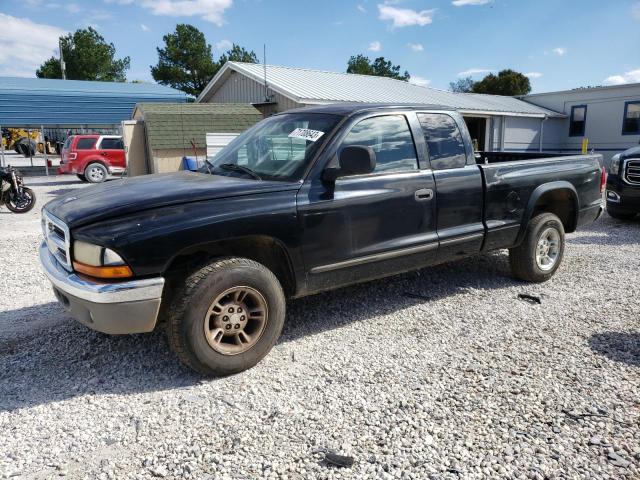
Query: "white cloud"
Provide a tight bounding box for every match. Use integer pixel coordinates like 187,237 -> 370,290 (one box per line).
378,4 -> 435,28
632,2 -> 640,20
458,68 -> 492,77
357,4 -> 366,12
409,76 -> 431,87
408,42 -> 423,52
0,13 -> 64,77
66,3 -> 82,13
552,47 -> 567,56
525,72 -> 543,78
215,39 -> 233,50
452,0 -> 491,5
109,0 -> 233,25
603,69 -> 640,85
140,23 -> 149,31
368,40 -> 381,52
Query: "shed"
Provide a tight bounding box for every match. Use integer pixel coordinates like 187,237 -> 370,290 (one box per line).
127,103 -> 262,174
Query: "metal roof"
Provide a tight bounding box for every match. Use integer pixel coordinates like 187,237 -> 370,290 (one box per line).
0,77 -> 186,127
198,62 -> 564,118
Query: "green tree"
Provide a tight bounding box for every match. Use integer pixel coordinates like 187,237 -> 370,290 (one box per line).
151,25 -> 258,97
346,54 -> 410,81
219,44 -> 258,64
471,69 -> 531,96
151,24 -> 218,97
36,27 -> 130,81
449,76 -> 475,93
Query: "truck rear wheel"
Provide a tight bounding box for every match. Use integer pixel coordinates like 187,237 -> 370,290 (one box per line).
509,212 -> 565,283
166,257 -> 285,376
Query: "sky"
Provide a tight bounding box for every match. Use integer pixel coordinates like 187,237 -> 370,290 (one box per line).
0,0 -> 639,93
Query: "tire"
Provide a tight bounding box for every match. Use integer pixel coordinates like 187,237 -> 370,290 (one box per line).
5,187 -> 36,213
509,212 -> 565,283
607,208 -> 636,221
84,163 -> 108,183
76,174 -> 87,182
166,257 -> 285,376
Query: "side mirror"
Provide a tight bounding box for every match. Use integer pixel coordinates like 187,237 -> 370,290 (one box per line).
323,145 -> 376,181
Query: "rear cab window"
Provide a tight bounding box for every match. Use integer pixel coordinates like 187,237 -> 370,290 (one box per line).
63,136 -> 73,149
75,138 -> 98,150
417,113 -> 467,170
99,137 -> 124,150
340,114 -> 418,174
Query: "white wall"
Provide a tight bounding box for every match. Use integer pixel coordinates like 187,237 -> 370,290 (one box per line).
524,85 -> 640,164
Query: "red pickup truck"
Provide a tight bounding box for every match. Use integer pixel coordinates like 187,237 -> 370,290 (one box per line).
59,135 -> 126,183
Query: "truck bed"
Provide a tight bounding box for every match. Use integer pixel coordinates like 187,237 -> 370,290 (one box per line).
475,151 -> 578,164
477,153 -> 604,251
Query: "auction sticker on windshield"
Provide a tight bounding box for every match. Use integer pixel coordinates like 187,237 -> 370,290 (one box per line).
288,128 -> 324,142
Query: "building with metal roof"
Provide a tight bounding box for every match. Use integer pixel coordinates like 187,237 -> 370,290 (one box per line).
198,62 -> 561,119
196,62 -> 565,153
0,77 -> 186,128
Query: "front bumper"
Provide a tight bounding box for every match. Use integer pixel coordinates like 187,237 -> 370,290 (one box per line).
39,242 -> 165,334
606,175 -> 640,213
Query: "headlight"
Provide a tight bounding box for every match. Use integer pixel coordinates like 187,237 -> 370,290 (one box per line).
73,240 -> 132,279
609,154 -> 621,175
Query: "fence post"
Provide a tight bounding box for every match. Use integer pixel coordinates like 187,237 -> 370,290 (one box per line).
42,125 -> 49,176
0,124 -> 5,167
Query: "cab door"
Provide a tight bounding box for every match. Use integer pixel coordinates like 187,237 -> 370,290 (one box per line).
297,112 -> 438,294
416,112 -> 484,257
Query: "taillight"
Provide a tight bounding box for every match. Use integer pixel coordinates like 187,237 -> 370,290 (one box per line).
600,167 -> 606,194
68,152 -> 77,161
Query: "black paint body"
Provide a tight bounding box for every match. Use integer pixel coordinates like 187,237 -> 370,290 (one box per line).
605,146 -> 640,215
45,104 -> 604,298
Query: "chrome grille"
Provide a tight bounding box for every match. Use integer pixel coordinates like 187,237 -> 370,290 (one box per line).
625,160 -> 640,185
42,211 -> 72,271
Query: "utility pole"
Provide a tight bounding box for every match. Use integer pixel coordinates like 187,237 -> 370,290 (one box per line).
59,39 -> 66,80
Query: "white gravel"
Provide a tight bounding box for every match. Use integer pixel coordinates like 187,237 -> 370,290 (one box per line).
1,176 -> 638,479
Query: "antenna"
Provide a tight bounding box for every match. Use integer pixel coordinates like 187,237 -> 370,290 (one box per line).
263,44 -> 268,102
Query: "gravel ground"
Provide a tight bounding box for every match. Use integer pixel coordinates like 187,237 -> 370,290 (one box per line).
1,176 -> 638,480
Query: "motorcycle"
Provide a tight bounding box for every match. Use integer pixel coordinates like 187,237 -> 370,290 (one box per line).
0,166 -> 36,213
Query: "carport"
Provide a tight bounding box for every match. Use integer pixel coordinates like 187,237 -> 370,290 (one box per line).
0,76 -> 186,170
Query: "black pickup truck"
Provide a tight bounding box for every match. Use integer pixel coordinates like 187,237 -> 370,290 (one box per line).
605,145 -> 640,219
40,104 -> 605,375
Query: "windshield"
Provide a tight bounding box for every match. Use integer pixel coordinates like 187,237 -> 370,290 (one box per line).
203,113 -> 342,181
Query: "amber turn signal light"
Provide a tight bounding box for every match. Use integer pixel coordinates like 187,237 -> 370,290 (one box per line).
73,261 -> 133,279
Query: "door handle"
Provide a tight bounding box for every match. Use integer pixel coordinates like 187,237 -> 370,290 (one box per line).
414,188 -> 434,201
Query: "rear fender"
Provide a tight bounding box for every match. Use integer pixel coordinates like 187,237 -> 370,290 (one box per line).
515,181 -> 579,245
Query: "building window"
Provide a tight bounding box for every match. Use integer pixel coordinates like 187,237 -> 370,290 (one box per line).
569,105 -> 587,137
622,101 -> 640,135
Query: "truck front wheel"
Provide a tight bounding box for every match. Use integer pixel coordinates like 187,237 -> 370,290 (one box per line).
166,257 -> 285,376
509,212 -> 565,283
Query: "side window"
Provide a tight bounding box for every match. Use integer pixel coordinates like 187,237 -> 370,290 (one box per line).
622,101 -> 640,135
100,138 -> 124,149
340,115 -> 418,174
417,113 -> 467,170
569,105 -> 587,137
75,138 -> 97,150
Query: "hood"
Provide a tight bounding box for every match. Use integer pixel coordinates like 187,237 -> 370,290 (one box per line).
45,171 -> 300,228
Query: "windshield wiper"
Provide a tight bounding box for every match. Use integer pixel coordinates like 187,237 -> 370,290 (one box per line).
218,163 -> 262,180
